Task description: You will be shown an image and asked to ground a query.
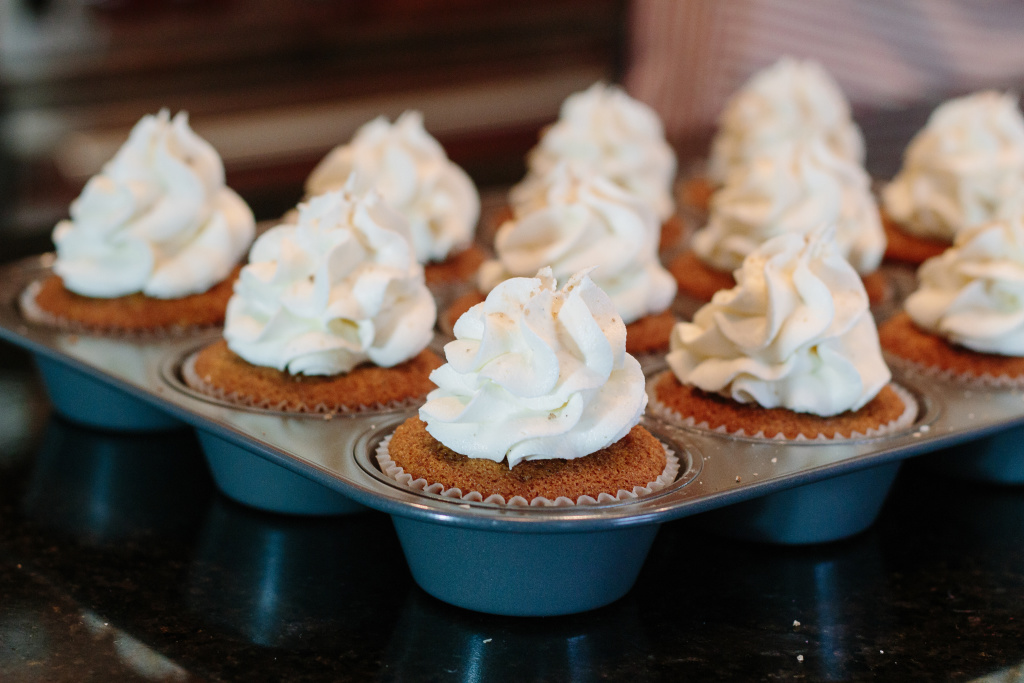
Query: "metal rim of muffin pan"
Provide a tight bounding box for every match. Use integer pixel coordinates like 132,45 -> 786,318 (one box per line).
2,253 -> 1021,532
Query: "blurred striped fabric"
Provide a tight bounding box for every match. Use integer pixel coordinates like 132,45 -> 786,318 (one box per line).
625,0 -> 1024,160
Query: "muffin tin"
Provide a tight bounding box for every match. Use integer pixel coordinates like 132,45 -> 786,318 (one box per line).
4,254 -> 1024,615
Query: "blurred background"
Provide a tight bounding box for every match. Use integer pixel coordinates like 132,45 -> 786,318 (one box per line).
3,0 -> 1024,263
0,0 -> 627,261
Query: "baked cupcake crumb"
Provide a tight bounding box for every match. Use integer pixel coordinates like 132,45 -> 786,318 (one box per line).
386,417 -> 668,501
652,371 -> 910,440
668,250 -> 735,303
879,312 -> 1024,382
424,244 -> 487,286
881,211 -> 948,265
28,268 -> 240,333
678,175 -> 715,215
187,339 -> 442,412
659,214 -> 688,252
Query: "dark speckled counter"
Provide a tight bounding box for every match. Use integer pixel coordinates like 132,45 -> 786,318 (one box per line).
2,344 -> 1024,682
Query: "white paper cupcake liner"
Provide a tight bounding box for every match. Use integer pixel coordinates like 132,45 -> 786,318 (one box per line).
647,372 -> 919,443
374,433 -> 681,507
20,280 -> 221,340
884,353 -> 1024,389
181,350 -> 426,415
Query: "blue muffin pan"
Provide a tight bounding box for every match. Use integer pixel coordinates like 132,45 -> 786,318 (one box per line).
4,253 -> 1024,615
925,425 -> 1024,485
34,354 -> 184,432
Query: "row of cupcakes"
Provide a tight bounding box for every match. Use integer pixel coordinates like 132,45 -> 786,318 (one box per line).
675,57 -> 1024,389
21,70 -> 1023,512
16,109 -> 908,509
12,96 -> 676,508
677,57 -> 1024,290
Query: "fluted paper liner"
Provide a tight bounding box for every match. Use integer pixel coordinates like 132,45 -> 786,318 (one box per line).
181,350 -> 425,415
885,353 -> 1024,389
648,372 -> 919,442
375,435 -> 680,507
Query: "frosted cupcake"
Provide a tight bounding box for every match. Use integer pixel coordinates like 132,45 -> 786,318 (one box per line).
670,138 -> 888,305
879,216 -> 1024,385
681,57 -> 865,215
378,267 -> 678,505
652,227 -> 915,440
881,91 -> 1024,265
516,82 -> 682,250
184,182 -> 441,412
303,111 -> 483,287
23,110 -> 255,334
446,165 -> 678,354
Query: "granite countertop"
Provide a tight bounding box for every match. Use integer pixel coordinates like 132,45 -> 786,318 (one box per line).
2,342 -> 1024,682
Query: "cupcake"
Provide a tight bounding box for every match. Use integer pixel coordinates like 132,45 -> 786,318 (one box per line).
652,227 -> 915,440
879,216 -> 1024,385
681,57 -> 865,215
184,182 -> 441,413
881,91 -> 1024,265
22,110 -> 255,334
517,82 -> 683,251
303,111 -> 483,287
670,138 -> 888,305
446,164 -> 678,355
378,267 -> 678,505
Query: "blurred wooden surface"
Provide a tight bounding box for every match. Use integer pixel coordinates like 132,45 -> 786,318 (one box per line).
0,0 -> 627,261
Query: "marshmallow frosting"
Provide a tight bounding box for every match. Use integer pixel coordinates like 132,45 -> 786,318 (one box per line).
708,57 -> 865,184
668,228 -> 891,416
905,217 -> 1024,356
693,139 -> 885,275
420,268 -> 647,468
479,165 -> 677,325
525,82 -> 677,221
882,91 -> 1024,242
223,186 -> 436,376
305,111 -> 480,264
52,110 -> 255,299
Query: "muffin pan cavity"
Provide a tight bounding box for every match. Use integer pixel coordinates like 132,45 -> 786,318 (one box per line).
350,415 -> 699,616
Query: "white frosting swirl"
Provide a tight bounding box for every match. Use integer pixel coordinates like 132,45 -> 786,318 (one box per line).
668,228 -> 891,416
420,268 -> 647,468
479,165 -> 676,325
223,185 -> 436,376
694,138 -> 885,275
305,111 -> 480,264
524,82 -> 677,221
708,57 -> 865,184
52,110 -> 255,299
882,91 -> 1024,242
905,217 -> 1024,355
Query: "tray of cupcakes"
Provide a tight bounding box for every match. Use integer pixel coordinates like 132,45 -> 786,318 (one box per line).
6,74 -> 1024,619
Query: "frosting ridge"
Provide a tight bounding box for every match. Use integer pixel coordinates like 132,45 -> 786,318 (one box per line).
305,111 -> 480,264
708,57 -> 864,185
52,110 -> 255,299
694,138 -> 885,275
668,227 -> 890,416
905,217 -> 1024,355
223,184 -> 436,376
479,164 -> 676,325
524,82 -> 677,221
420,267 -> 647,468
882,91 -> 1024,242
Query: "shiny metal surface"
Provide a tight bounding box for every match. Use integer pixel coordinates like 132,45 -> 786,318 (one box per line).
2,254 -> 1020,533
